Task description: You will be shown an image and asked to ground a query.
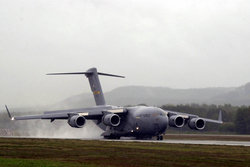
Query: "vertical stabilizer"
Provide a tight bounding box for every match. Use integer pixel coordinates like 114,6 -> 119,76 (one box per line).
85,68 -> 106,106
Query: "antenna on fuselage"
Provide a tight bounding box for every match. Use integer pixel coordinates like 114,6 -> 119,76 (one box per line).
47,67 -> 125,106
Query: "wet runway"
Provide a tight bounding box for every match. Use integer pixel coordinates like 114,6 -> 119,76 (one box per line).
102,138 -> 250,147
1,136 -> 250,146
131,139 -> 250,146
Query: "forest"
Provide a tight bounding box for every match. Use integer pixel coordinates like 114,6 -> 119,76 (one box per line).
161,104 -> 250,134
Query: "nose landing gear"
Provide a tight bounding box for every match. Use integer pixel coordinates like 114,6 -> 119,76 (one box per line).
157,135 -> 163,140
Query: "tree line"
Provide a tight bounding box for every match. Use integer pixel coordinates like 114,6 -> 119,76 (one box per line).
161,104 -> 250,134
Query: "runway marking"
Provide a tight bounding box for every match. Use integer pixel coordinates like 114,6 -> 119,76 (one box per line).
101,139 -> 250,147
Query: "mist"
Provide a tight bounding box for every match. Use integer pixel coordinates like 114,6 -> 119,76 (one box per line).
14,119 -> 103,139
0,106 -> 103,139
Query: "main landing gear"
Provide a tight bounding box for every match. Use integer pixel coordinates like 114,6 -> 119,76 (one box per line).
104,135 -> 120,139
157,135 -> 163,140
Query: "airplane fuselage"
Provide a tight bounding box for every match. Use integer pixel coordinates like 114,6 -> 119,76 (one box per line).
101,106 -> 169,139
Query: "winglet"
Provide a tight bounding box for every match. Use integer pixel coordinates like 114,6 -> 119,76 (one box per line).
5,105 -> 14,120
218,110 -> 223,123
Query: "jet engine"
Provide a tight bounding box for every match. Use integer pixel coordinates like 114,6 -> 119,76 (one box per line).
102,114 -> 121,127
68,115 -> 86,128
188,118 -> 205,130
169,115 -> 185,128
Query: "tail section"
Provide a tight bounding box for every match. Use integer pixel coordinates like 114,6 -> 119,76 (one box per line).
85,68 -> 106,105
47,67 -> 124,106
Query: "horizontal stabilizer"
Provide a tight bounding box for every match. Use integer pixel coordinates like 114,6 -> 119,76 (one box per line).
97,72 -> 125,78
47,72 -> 125,78
47,72 -> 91,75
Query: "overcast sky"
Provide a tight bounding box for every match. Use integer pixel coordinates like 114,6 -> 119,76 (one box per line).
0,0 -> 250,107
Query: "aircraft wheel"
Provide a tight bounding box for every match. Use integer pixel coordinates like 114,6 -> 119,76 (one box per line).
157,136 -> 160,140
104,136 -> 110,139
104,136 -> 120,139
159,135 -> 163,140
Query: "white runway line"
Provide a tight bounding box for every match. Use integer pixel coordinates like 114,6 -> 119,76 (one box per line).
161,140 -> 250,147
102,139 -> 250,147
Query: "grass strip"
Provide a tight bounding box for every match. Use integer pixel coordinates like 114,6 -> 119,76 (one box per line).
0,138 -> 249,167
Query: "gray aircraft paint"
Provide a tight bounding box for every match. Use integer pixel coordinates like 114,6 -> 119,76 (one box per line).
4,67 -> 223,139
85,68 -> 106,106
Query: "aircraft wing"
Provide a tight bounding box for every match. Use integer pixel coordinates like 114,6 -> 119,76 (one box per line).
5,105 -> 126,121
165,110 -> 223,124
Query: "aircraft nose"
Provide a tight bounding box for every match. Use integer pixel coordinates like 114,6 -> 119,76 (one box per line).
159,115 -> 168,133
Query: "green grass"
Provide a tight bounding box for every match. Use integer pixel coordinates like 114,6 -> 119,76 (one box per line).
0,157 -> 99,167
0,138 -> 250,167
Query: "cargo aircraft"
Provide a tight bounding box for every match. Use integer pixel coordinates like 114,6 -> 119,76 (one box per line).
5,68 -> 223,140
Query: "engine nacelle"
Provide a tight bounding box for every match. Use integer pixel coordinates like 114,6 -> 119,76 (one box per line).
68,115 -> 86,128
188,118 -> 206,130
103,114 -> 121,127
169,115 -> 185,128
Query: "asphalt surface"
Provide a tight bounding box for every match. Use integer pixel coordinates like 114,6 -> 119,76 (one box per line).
109,139 -> 250,147
1,136 -> 250,146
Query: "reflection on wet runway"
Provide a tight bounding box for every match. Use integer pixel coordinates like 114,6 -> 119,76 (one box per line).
104,139 -> 250,147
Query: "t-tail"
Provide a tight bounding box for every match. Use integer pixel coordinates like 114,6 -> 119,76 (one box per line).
47,67 -> 125,106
